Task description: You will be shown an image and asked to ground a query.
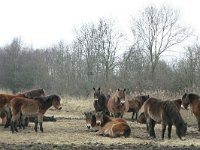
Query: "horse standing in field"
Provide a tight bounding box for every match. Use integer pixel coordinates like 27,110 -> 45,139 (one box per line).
128,95 -> 149,121
143,97 -> 187,140
0,88 -> 45,128
93,88 -> 110,115
182,93 -> 200,131
107,89 -> 129,118
137,98 -> 183,124
95,111 -> 131,138
10,94 -> 62,133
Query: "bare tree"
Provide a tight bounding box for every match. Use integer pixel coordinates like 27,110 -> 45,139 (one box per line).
131,5 -> 192,79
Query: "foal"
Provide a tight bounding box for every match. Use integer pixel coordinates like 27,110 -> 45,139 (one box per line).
95,111 -> 131,138
144,97 -> 187,140
10,94 -> 62,133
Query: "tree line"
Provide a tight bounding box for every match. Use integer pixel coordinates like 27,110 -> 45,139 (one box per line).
0,5 -> 198,96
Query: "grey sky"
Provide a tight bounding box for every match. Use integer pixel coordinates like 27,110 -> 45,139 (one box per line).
0,0 -> 199,54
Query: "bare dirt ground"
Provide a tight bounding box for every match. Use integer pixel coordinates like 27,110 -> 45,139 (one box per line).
0,97 -> 200,150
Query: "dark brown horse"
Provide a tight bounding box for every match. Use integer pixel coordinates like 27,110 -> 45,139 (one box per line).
10,94 -> 61,133
93,88 -> 109,115
0,88 -> 45,128
95,111 -> 131,138
128,95 -> 149,121
107,89 -> 129,118
182,93 -> 200,131
143,97 -> 187,140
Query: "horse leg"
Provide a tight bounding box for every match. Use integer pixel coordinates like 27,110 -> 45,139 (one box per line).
4,110 -> 11,128
135,112 -> 138,121
161,123 -> 166,140
146,118 -> 150,137
34,118 -> 38,132
21,115 -> 26,130
198,119 -> 200,132
38,114 -> 44,132
131,111 -> 135,121
168,123 -> 172,139
151,120 -> 156,138
149,119 -> 156,138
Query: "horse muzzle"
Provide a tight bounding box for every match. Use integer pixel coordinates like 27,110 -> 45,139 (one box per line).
86,124 -> 91,129
120,100 -> 125,105
96,121 -> 101,126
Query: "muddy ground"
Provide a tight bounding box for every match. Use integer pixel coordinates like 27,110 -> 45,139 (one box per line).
0,109 -> 200,150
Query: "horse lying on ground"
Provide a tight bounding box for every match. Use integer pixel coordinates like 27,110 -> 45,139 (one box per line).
128,95 -> 149,121
93,88 -> 110,115
107,89 -> 129,118
84,111 -> 99,131
95,111 -> 131,138
143,97 -> 187,140
10,94 -> 62,133
182,93 -> 200,131
0,88 -> 45,128
137,99 -> 183,124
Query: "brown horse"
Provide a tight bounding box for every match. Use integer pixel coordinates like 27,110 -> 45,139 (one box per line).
95,111 -> 131,138
10,94 -> 61,133
128,95 -> 149,121
182,93 -> 200,131
137,98 -> 183,124
93,88 -> 110,115
143,97 -> 187,140
0,88 -> 45,128
107,89 -> 129,118
84,111 -> 99,131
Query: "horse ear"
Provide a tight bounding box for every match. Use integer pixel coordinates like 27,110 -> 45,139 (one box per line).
124,88 -> 126,92
118,88 -> 120,91
93,87 -> 95,91
98,87 -> 100,91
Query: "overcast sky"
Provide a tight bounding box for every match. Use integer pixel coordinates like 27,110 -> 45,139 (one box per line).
0,0 -> 199,52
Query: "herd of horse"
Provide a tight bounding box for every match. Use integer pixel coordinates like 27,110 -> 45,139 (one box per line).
84,88 -> 200,140
0,87 -> 200,141
0,89 -> 62,133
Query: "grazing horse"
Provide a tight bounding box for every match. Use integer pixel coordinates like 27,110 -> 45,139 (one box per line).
144,97 -> 187,140
95,111 -> 131,138
128,95 -> 149,121
107,89 -> 129,118
93,88 -> 109,115
10,94 -> 62,133
137,98 -> 183,124
182,93 -> 200,131
0,88 -> 45,128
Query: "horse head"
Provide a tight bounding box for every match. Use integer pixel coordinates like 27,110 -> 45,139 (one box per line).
93,87 -> 101,99
116,88 -> 126,105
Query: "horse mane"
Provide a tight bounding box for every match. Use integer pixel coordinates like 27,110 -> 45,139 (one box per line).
187,93 -> 200,102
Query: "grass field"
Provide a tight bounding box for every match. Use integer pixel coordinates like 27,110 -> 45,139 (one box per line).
0,93 -> 200,149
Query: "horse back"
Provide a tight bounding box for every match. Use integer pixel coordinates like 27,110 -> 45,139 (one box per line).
112,118 -> 127,123
11,97 -> 39,115
0,94 -> 19,108
144,97 -> 165,122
